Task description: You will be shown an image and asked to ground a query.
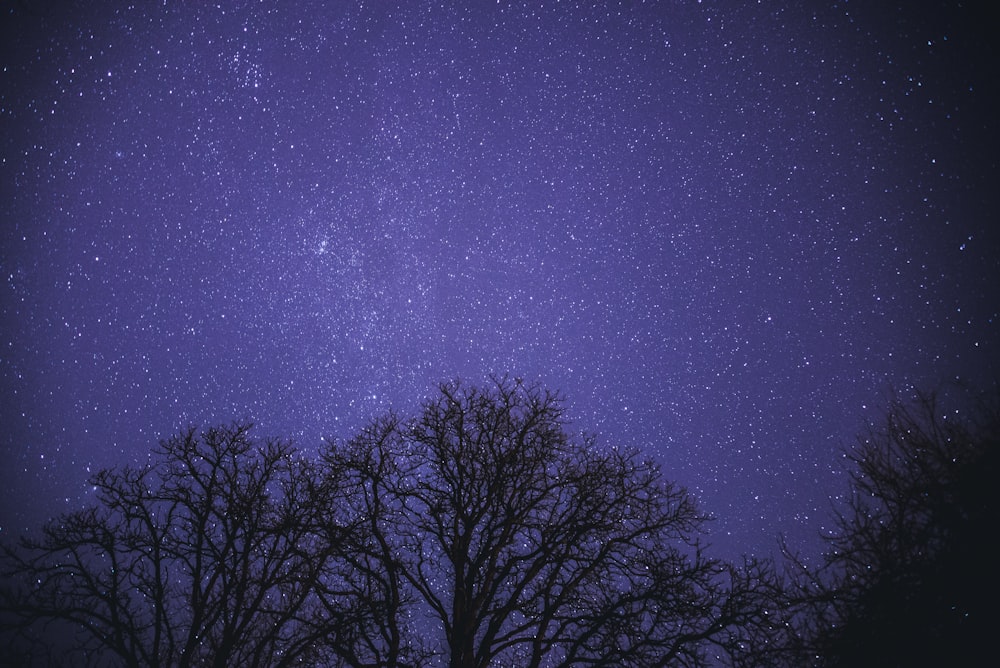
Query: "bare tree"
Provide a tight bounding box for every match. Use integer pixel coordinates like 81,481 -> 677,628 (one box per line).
1,382 -> 789,667
316,413 -> 434,668
780,384 -> 1000,666
323,377 -> 781,667
0,423 -> 349,668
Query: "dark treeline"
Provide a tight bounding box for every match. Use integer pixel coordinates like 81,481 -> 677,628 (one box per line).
1,377 -> 996,667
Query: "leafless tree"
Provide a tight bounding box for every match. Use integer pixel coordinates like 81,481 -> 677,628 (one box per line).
0,423 -> 349,668
323,377 -> 782,667
779,384 -> 1000,666
1,382 -> 791,668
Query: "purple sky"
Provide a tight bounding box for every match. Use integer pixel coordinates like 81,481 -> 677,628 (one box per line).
2,1 -> 997,561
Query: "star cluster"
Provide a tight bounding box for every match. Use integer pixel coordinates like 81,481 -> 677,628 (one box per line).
2,1 -> 997,559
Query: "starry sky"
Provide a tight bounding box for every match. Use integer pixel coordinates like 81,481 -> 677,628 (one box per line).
1,1 -> 997,561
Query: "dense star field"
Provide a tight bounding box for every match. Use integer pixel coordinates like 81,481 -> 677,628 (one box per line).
1,1 -> 997,561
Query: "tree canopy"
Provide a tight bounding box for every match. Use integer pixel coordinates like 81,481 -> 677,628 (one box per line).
0,423 -> 344,667
1,378 -> 779,667
4,377 -> 996,666
780,384 -> 1000,667
321,378 -> 780,667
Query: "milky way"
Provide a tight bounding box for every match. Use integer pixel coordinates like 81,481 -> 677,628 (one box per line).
2,1 -> 997,560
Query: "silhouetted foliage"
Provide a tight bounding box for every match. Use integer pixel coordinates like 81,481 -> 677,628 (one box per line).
780,384 -> 1000,667
1,379 -> 788,667
322,377 -> 783,667
0,424 -> 349,667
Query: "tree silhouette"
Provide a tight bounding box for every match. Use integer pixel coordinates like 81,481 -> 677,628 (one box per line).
0,423 -> 350,667
780,384 -> 1000,667
1,380 -> 788,667
322,377 -> 782,667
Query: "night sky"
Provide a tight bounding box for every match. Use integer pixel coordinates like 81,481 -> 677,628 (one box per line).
2,1 -> 997,561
